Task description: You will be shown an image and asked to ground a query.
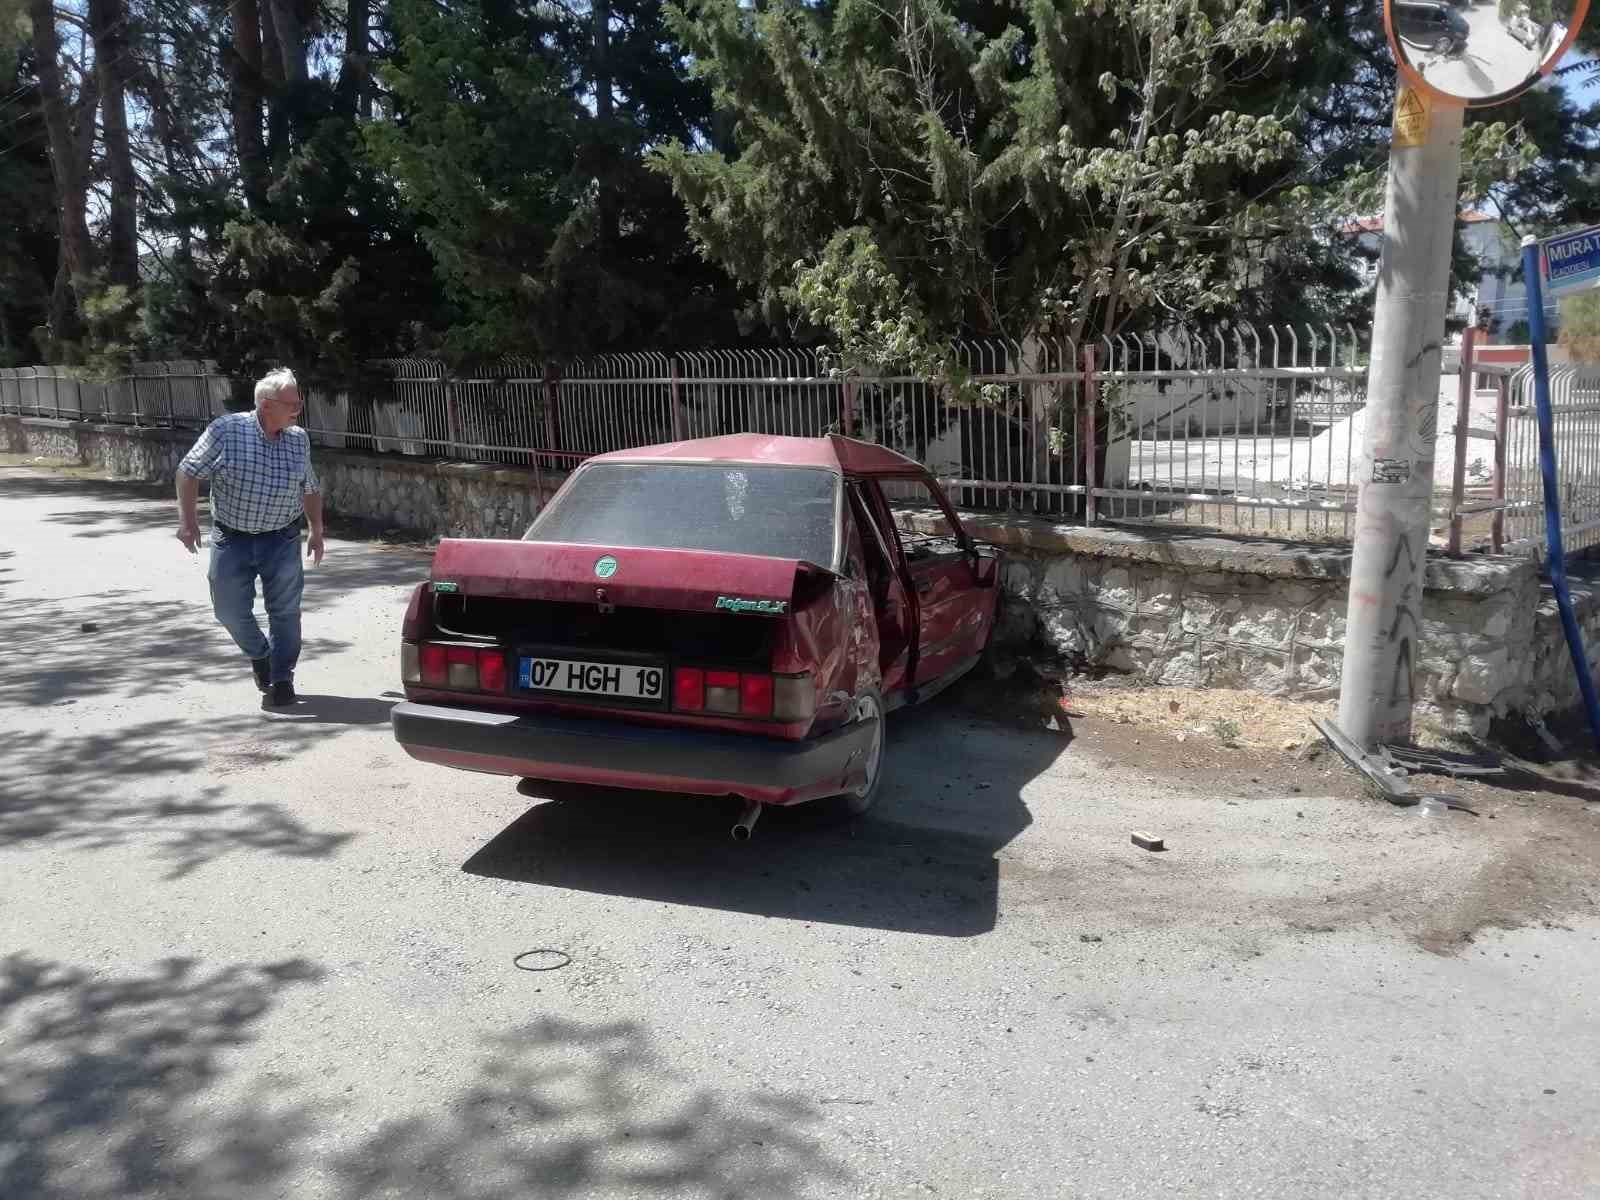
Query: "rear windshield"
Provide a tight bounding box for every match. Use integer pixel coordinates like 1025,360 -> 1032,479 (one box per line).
527,463 -> 839,566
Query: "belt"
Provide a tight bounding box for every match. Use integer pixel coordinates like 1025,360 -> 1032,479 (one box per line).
215,518 -> 302,538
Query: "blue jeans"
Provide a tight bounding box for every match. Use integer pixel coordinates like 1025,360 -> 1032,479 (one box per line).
208,525 -> 304,684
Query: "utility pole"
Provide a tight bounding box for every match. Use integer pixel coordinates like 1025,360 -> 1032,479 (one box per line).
1330,0 -> 1588,753
1336,95 -> 1464,750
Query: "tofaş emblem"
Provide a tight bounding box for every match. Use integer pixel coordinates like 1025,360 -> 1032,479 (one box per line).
594,555 -> 618,579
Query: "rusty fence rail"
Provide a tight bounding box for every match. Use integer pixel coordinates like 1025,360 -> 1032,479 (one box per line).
9,330 -> 1580,551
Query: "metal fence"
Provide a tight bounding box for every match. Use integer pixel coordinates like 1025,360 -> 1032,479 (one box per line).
0,362 -> 231,426
15,331 -> 1592,551
1501,364 -> 1600,559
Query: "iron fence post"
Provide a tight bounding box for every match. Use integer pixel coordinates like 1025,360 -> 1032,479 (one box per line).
543,363 -> 562,470
841,373 -> 856,438
1448,325 -> 1477,554
445,372 -> 461,453
164,362 -> 177,427
1024,337 -> 1048,514
1082,345 -> 1099,525
670,358 -> 687,442
1492,374 -> 1508,554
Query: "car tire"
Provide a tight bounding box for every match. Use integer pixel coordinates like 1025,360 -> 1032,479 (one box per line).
810,690 -> 886,823
1433,34 -> 1453,53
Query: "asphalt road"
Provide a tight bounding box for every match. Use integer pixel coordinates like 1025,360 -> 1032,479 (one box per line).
3,465 -> 1599,1199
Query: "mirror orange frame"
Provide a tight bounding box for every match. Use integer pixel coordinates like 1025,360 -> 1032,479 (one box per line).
1384,0 -> 1592,108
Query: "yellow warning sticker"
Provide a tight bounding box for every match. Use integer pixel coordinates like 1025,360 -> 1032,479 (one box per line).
1394,86 -> 1429,148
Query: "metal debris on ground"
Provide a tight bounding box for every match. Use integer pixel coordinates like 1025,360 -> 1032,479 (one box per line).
1312,718 -> 1480,816
1379,743 -> 1503,780
1131,831 -> 1166,852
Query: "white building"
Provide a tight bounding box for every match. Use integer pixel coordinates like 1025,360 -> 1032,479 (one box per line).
1340,208 -> 1560,336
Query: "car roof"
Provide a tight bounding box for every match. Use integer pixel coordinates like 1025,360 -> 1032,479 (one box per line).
587,433 -> 925,476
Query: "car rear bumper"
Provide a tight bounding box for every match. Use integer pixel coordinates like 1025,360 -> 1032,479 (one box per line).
391,701 -> 878,805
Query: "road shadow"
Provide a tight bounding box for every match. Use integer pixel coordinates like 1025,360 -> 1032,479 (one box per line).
462,701 -> 1052,938
0,717 -> 355,878
0,954 -> 847,1200
0,953 -> 326,1200
43,505 -> 177,538
301,543 -> 433,614
0,594 -> 353,708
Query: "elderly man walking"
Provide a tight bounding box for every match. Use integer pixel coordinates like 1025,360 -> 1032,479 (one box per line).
175,368 -> 326,708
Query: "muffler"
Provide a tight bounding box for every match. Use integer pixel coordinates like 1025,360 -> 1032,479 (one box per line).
731,798 -> 762,841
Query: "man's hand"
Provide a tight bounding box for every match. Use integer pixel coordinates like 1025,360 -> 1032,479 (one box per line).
307,531 -> 325,566
176,521 -> 201,554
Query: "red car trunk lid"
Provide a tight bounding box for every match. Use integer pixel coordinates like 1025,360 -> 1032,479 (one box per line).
430,539 -> 828,614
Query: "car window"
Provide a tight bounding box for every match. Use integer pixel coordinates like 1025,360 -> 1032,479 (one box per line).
880,478 -> 964,563
526,462 -> 840,567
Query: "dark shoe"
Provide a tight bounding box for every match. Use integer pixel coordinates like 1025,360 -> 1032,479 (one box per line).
251,657 -> 271,694
264,681 -> 298,708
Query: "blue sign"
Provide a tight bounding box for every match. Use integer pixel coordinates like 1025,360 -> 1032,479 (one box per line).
1542,225 -> 1600,297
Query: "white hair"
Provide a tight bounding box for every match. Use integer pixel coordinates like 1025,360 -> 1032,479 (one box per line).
254,368 -> 300,408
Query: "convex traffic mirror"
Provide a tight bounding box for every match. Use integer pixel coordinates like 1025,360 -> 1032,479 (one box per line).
1386,0 -> 1590,106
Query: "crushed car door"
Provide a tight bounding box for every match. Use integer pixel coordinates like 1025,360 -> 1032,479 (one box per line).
847,480 -> 912,699
867,475 -> 987,690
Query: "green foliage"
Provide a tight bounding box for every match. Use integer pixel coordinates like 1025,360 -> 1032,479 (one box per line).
1561,291 -> 1600,365
0,34 -> 54,365
366,0 -> 742,361
657,0 -> 1329,381
364,0 -> 579,358
5,0 -> 1598,376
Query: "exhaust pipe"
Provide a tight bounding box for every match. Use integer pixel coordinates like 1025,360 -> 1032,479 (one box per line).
731,798 -> 762,842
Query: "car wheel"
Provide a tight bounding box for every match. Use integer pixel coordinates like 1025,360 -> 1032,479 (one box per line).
1433,34 -> 1453,53
811,691 -> 886,823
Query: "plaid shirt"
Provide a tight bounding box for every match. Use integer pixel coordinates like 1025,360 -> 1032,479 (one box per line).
179,412 -> 321,533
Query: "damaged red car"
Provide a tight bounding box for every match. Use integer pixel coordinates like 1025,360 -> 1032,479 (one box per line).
390,434 -> 1002,833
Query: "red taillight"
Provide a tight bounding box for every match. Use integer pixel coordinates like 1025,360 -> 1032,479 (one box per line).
416,641 -> 505,692
673,668 -> 810,720
478,649 -> 507,693
740,673 -> 774,717
674,668 -> 705,711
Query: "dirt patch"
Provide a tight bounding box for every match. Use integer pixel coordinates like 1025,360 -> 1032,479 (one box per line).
950,662 -> 1600,955
1066,680 -> 1334,752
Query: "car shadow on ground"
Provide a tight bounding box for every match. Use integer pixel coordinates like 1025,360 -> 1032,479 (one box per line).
0,952 -> 846,1200
462,697 -> 1063,938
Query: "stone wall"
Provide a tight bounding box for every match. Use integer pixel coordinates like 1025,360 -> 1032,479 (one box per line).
313,453 -> 561,539
899,510 -> 1558,737
6,417 -> 88,463
78,423 -> 191,479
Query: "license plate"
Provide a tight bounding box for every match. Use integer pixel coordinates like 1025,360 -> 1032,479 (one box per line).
518,657 -> 666,703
